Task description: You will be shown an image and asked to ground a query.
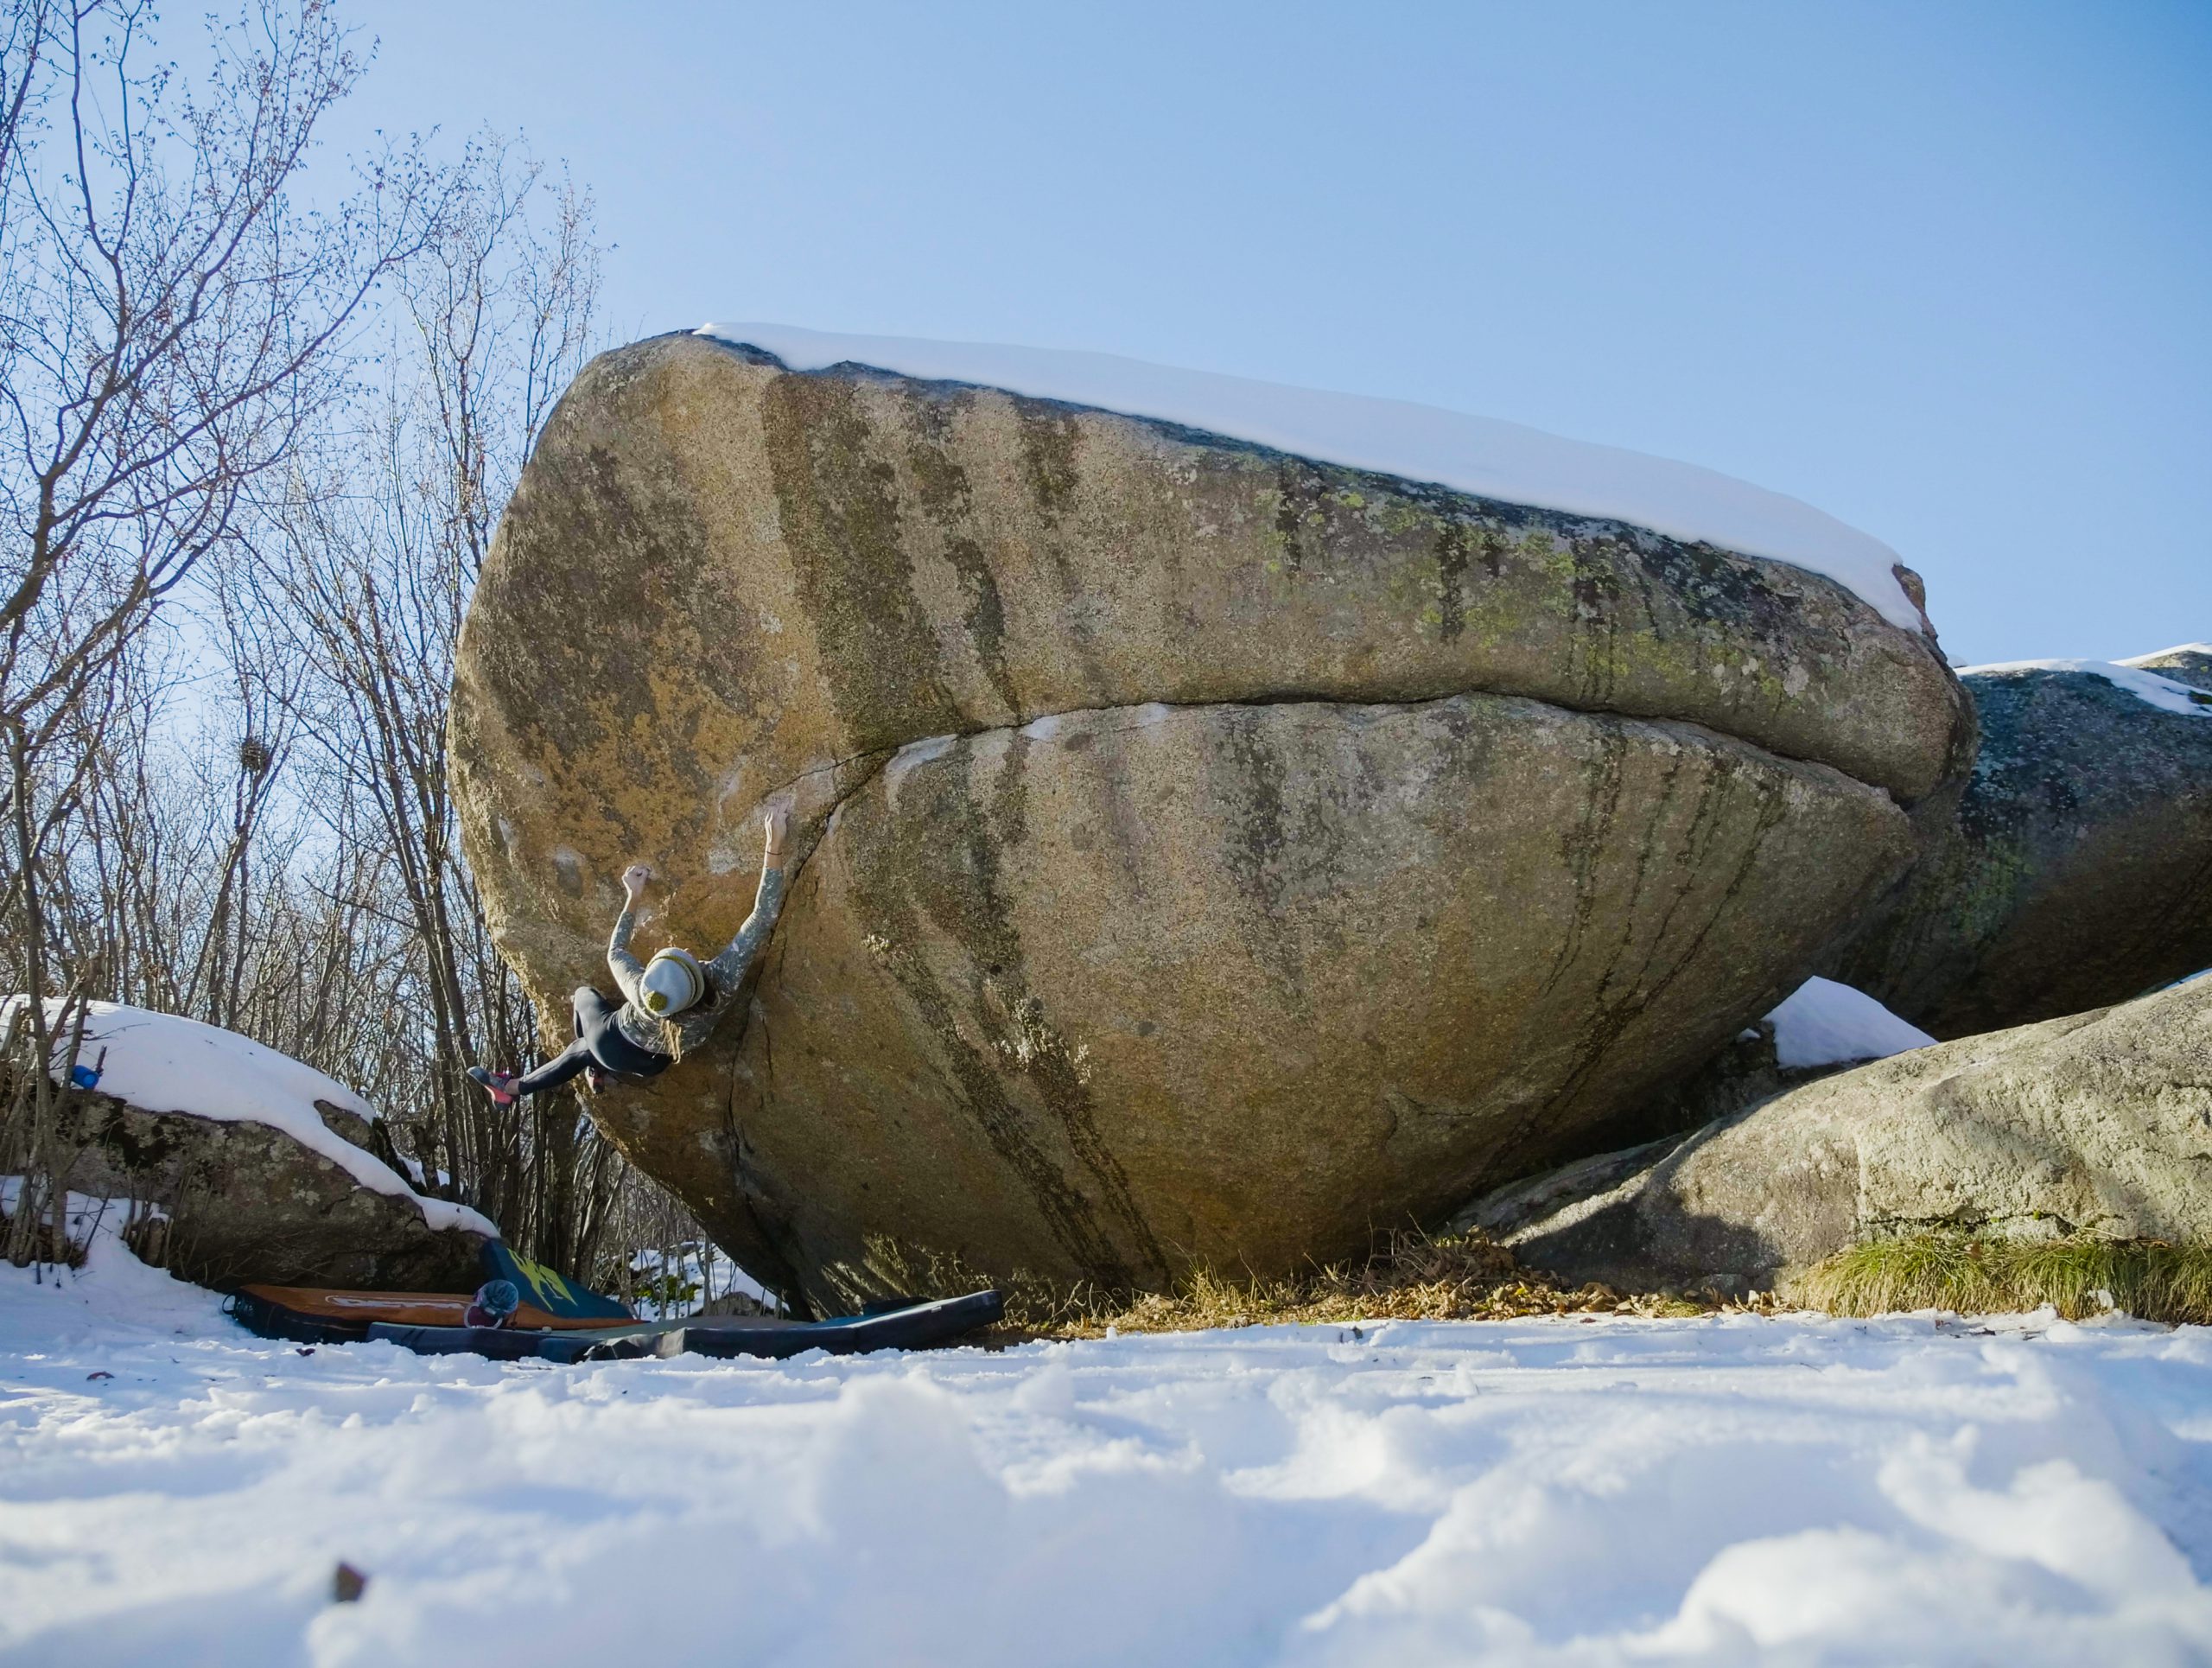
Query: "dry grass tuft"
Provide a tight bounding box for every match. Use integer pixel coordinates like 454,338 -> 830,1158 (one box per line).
858,1228 -> 1746,1342
1793,1232 -> 2212,1324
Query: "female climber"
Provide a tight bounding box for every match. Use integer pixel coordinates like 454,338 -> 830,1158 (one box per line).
468,810 -> 789,1104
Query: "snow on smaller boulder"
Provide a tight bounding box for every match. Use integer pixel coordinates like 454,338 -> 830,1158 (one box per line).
8,999 -> 493,1290
2120,643 -> 2212,698
1764,977 -> 1936,1070
21,1001 -> 492,1237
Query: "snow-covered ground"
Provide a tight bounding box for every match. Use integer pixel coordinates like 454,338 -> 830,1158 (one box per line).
6,1228 -> 2212,1665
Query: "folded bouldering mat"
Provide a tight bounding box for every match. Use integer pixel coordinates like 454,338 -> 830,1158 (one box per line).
480,1241 -> 632,1321
227,1284 -> 637,1345
229,1284 -> 1006,1363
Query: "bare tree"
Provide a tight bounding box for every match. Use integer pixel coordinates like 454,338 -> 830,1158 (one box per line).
254,136 -> 617,1271
0,12 -> 729,1296
0,0 -> 442,1263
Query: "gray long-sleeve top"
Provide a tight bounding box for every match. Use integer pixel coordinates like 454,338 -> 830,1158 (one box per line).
606,864 -> 788,1057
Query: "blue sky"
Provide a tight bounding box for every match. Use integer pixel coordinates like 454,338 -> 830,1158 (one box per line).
324,2 -> 2208,666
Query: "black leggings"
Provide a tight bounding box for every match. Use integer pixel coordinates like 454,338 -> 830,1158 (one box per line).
512,986 -> 671,1097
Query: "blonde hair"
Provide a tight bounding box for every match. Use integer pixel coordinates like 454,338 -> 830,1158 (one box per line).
655,978 -> 717,1060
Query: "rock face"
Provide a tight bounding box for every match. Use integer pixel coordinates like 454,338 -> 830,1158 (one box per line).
1827,659 -> 2212,1039
53,1089 -> 490,1290
451,332 -> 1970,1308
1462,977 -> 2212,1294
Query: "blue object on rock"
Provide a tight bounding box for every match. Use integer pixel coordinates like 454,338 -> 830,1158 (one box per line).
69,1063 -> 100,1090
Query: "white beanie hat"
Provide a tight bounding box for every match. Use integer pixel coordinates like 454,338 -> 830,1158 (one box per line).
641,948 -> 706,1016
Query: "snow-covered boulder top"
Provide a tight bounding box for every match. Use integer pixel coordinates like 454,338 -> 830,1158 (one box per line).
700,323 -> 1928,633
2123,642 -> 2212,695
1959,653 -> 2212,719
1826,647 -> 2212,1039
14,999 -> 493,1238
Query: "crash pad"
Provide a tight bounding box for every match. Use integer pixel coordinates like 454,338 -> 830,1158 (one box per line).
228,1284 -> 634,1341
228,1285 -> 1006,1362
480,1241 -> 632,1321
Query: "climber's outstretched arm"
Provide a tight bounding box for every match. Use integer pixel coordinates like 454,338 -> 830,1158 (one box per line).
607,863 -> 653,1008
705,812 -> 789,990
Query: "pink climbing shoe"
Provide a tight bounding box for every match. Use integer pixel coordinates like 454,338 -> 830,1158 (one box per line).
467,1066 -> 518,1107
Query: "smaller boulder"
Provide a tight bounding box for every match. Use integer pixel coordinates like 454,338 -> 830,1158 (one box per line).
1827,654 -> 2212,1038
700,1289 -> 770,1318
1458,976 -> 2212,1295
14,1002 -> 493,1290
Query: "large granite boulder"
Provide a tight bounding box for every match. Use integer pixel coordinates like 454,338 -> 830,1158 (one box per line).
1462,977 -> 2212,1294
1827,653 -> 2212,1039
450,331 -> 1970,1308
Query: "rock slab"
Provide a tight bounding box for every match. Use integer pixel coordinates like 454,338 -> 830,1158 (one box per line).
1464,977 -> 2212,1293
